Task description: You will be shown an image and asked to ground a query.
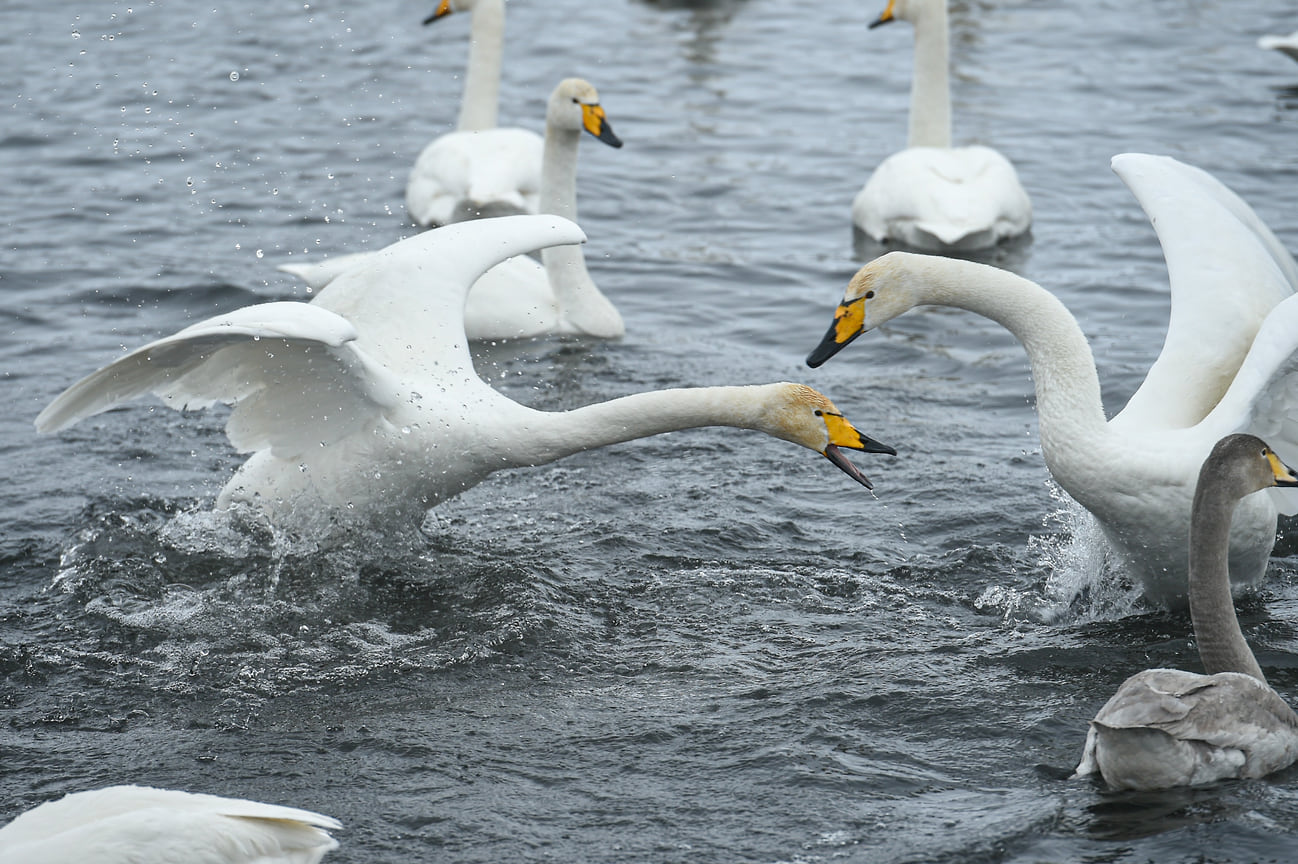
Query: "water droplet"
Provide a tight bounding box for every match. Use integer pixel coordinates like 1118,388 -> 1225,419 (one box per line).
229,71 -> 239,82
255,249 -> 263,258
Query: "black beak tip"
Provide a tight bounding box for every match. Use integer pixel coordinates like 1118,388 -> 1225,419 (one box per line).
868,15 -> 892,29
862,438 -> 897,457
806,335 -> 841,368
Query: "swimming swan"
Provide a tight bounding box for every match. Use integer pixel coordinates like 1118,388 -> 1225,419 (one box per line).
283,78 -> 625,341
1258,31 -> 1298,63
36,216 -> 894,534
852,0 -> 1031,251
810,153 -> 1298,605
0,785 -> 339,864
1071,434 -> 1298,791
405,0 -> 543,226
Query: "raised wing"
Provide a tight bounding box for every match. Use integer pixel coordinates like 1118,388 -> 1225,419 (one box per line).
34,301 -> 403,459
1110,154 -> 1297,432
1194,292 -> 1298,514
310,214 -> 586,376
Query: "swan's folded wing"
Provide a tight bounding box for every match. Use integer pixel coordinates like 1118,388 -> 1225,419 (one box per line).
311,214 -> 586,373
34,302 -> 404,459
1111,154 -> 1297,432
1195,293 -> 1298,515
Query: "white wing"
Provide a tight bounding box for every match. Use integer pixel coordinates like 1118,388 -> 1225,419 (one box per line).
277,250 -> 380,291
35,301 -> 403,459
311,214 -> 586,375
1111,153 -> 1298,431
1193,293 -> 1298,514
0,785 -> 340,864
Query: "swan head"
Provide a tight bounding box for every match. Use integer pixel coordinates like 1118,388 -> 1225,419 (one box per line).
423,0 -> 487,24
806,252 -> 922,367
1201,434 -> 1298,501
868,0 -> 942,29
764,383 -> 896,489
548,78 -> 622,149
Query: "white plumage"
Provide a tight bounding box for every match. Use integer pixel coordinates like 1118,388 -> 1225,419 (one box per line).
811,154 -> 1298,605
37,215 -> 892,535
0,785 -> 340,864
851,0 -> 1031,251
405,0 -> 543,227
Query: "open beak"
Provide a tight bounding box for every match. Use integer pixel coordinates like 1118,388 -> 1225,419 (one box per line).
581,104 -> 623,148
869,0 -> 897,29
806,298 -> 866,368
1268,451 -> 1298,487
423,0 -> 452,25
821,410 -> 896,490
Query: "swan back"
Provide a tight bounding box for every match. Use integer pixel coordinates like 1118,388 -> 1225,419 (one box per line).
0,785 -> 340,864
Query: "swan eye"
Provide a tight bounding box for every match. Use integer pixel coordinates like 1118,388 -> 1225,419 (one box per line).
814,409 -> 824,417
571,97 -> 580,104
864,290 -> 875,300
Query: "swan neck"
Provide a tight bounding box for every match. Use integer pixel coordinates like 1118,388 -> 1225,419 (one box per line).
540,125 -> 580,222
504,386 -> 780,469
915,256 -> 1108,456
1189,480 -> 1266,682
456,0 -> 505,131
907,5 -> 952,148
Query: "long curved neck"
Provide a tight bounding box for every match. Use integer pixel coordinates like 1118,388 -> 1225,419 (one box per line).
1189,479 -> 1266,681
499,385 -> 785,469
456,0 -> 505,131
908,256 -> 1109,475
539,126 -> 621,336
906,5 -> 952,148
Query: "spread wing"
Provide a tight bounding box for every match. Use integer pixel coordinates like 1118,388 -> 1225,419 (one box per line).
309,214 -> 586,375
34,301 -> 403,460
1110,153 -> 1298,432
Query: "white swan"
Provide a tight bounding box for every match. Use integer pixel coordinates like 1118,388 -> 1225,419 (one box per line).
1259,31 -> 1298,63
283,78 -> 625,341
851,0 -> 1031,251
1071,434 -> 1298,791
0,785 -> 339,864
36,215 -> 894,534
405,0 -> 544,227
810,153 -> 1298,605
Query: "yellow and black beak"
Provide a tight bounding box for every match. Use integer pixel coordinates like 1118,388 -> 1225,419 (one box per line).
581,103 -> 623,149
820,410 -> 896,490
806,297 -> 867,368
1267,450 -> 1298,487
422,0 -> 453,26
869,0 -> 897,29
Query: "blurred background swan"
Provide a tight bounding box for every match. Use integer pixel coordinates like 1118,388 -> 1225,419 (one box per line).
406,0 -> 543,226
850,0 -> 1031,251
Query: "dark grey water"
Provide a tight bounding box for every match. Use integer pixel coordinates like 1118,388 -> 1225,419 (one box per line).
5,0 -> 1298,861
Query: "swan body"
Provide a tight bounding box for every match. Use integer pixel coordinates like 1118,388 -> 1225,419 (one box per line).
1072,435 -> 1298,790
1259,31 -> 1298,63
37,215 -> 893,534
852,0 -> 1031,251
284,78 -> 625,341
810,153 -> 1298,605
406,0 -> 543,227
0,785 -> 340,864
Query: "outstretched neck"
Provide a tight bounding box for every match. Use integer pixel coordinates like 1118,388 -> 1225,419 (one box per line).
907,5 -> 952,148
501,385 -> 789,469
456,0 -> 505,131
906,255 -> 1108,471
1189,479 -> 1266,681
539,126 -> 622,337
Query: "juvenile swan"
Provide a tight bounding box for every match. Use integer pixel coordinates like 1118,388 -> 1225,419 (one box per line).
851,0 -> 1031,250
0,785 -> 340,864
810,154 -> 1298,605
406,0 -> 543,226
37,216 -> 894,535
283,78 -> 625,341
1072,435 -> 1298,791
